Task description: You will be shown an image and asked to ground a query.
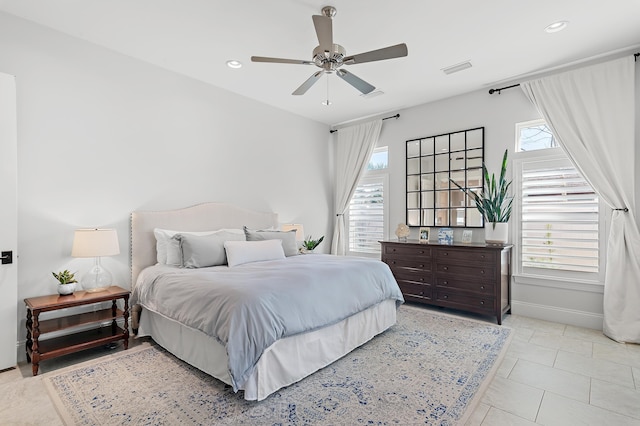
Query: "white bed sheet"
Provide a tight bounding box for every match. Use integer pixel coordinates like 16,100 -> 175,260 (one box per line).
137,299 -> 397,401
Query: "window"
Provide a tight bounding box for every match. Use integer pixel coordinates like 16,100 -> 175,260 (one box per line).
514,120 -> 605,282
347,147 -> 388,255
520,157 -> 599,273
516,119 -> 558,152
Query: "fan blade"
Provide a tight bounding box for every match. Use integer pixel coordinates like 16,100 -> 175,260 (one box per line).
251,56 -> 314,65
343,43 -> 408,65
312,15 -> 333,53
336,69 -> 375,94
292,71 -> 324,95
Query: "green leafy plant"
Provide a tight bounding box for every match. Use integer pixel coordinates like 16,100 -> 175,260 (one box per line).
52,270 -> 77,285
451,149 -> 513,227
302,235 -> 324,251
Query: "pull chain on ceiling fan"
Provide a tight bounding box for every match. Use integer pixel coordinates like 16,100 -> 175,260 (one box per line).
251,6 -> 408,96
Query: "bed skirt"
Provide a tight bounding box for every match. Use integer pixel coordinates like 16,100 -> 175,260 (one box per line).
137,299 -> 397,400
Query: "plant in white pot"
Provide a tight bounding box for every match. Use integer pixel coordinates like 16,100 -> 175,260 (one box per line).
301,235 -> 324,253
451,149 -> 512,244
52,269 -> 78,295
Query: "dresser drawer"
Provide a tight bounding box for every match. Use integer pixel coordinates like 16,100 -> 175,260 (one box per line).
384,257 -> 431,271
436,248 -> 495,265
392,269 -> 432,285
435,289 -> 495,313
436,263 -> 496,279
383,244 -> 432,259
435,277 -> 494,295
397,281 -> 431,300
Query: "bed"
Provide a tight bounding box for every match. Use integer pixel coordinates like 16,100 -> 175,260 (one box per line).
130,202 -> 404,401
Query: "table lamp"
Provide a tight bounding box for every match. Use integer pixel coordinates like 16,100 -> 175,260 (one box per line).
281,223 -> 305,241
71,228 -> 120,293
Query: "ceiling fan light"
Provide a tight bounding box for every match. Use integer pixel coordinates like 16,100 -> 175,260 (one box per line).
226,60 -> 242,69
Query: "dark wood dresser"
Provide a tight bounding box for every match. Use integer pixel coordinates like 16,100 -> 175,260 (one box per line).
381,240 -> 512,324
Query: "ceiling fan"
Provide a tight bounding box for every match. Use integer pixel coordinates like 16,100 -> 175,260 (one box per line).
251,6 -> 408,96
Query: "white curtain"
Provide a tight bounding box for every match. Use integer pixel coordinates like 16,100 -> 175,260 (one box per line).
331,119 -> 383,255
521,56 -> 640,343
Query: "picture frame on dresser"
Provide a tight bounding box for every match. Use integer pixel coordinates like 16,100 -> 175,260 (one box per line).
419,227 -> 429,243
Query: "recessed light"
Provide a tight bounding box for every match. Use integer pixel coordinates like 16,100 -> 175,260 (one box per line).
545,21 -> 568,33
226,60 -> 242,69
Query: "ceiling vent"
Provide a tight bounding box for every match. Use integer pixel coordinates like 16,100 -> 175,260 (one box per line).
441,61 -> 472,75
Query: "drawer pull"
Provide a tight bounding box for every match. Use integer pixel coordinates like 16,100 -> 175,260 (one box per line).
480,285 -> 485,290
481,255 -> 485,259
419,277 -> 423,282
392,248 -> 396,252
480,270 -> 485,274
443,295 -> 448,299
419,264 -> 424,268
392,261 -> 396,265
443,281 -> 448,285
419,250 -> 424,254
443,266 -> 448,271
480,301 -> 485,305
443,252 -> 448,256
419,291 -> 424,296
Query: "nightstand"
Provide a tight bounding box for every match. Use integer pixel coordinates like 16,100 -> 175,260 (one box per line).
24,285 -> 130,376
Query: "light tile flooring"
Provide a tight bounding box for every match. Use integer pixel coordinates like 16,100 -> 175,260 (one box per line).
1,314 -> 639,425
466,315 -> 640,426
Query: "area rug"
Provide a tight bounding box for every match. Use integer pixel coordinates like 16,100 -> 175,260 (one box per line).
44,305 -> 511,425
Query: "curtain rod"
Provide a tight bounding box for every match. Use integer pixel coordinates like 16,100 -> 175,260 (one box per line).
329,113 -> 400,133
488,52 -> 640,95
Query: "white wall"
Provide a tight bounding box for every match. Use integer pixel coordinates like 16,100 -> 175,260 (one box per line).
0,12 -> 333,358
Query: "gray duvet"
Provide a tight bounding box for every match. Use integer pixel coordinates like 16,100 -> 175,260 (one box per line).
132,254 -> 404,391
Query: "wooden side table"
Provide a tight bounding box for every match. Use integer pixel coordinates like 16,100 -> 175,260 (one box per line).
24,285 -> 130,376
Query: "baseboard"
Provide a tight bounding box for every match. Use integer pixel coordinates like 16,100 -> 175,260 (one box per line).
511,300 -> 603,330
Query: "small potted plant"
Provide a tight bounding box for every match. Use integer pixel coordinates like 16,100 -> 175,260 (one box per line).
451,149 -> 513,244
53,269 -> 78,295
301,235 -> 324,254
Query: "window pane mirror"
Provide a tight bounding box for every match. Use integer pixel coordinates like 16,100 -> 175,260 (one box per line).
406,127 -> 484,228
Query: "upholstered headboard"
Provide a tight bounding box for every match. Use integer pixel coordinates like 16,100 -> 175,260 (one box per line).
130,202 -> 278,286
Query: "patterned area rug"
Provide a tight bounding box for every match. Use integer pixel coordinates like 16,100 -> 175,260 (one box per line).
45,305 -> 511,425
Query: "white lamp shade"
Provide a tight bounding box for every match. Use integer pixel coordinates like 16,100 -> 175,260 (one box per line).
281,223 -> 305,241
71,228 -> 120,257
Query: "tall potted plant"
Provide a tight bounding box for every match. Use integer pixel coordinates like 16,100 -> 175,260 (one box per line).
451,149 -> 512,244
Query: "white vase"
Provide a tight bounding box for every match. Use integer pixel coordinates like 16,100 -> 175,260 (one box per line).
485,222 -> 508,244
58,282 -> 76,295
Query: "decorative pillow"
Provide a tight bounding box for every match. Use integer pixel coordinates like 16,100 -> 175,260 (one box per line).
154,228 -> 244,265
243,226 -> 298,256
175,231 -> 246,268
224,240 -> 286,267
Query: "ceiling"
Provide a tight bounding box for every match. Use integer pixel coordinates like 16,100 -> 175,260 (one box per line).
1,0 -> 639,126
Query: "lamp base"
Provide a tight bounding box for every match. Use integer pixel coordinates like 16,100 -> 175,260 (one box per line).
81,257 -> 112,293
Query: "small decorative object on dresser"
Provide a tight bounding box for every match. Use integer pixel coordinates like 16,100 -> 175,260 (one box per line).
419,227 -> 429,243
380,240 -> 512,324
395,223 -> 410,242
52,270 -> 77,295
301,235 -> 324,253
438,227 -> 453,245
462,229 -> 473,244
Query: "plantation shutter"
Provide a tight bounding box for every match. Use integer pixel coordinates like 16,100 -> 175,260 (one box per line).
348,176 -> 385,254
521,158 -> 599,273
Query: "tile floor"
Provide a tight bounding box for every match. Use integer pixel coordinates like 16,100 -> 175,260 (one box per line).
1,313 -> 639,425
466,315 -> 640,426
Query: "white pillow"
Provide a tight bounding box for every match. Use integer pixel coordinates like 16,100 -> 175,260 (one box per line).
154,228 -> 244,265
224,240 -> 286,267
